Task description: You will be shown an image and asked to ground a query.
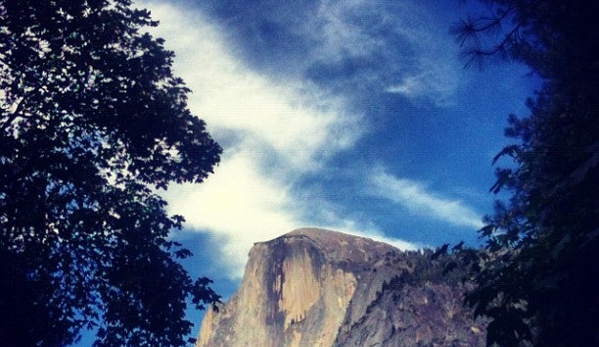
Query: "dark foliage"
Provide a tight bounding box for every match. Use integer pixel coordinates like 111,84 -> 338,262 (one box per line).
453,1 -> 599,347
335,247 -> 487,347
0,1 -> 222,346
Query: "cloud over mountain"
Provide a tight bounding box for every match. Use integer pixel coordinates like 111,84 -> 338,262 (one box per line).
137,0 -> 535,280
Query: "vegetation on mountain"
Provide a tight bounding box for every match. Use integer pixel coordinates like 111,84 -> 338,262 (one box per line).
452,1 -> 599,346
334,247 -> 488,347
0,1 -> 221,346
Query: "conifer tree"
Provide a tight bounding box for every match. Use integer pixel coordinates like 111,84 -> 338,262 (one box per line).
453,1 -> 599,346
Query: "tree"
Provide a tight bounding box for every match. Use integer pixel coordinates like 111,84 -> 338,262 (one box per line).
453,1 -> 599,346
0,1 -> 222,346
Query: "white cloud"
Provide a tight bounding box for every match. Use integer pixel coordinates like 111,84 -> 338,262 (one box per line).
141,1 -> 421,278
386,66 -> 458,106
139,0 -> 483,279
165,152 -> 300,277
304,0 -> 460,106
142,1 -> 359,170
311,0 -> 382,62
369,169 -> 484,230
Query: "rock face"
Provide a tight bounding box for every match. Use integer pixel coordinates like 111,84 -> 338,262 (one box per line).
196,228 -> 487,347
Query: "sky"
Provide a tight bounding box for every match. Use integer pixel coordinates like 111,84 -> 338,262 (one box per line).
89,0 -> 538,343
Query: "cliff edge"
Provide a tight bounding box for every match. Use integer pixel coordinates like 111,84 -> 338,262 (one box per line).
197,228 -> 486,347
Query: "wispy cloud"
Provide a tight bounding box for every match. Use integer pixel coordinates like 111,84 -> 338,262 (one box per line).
143,1 -> 363,168
386,66 -> 458,106
142,1 -> 419,278
298,0 -> 461,106
188,0 -> 461,107
369,168 -> 484,230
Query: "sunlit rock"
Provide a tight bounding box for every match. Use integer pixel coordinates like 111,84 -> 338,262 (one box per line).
197,228 -> 486,347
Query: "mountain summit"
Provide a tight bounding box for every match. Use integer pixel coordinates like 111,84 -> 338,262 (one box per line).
196,228 -> 486,347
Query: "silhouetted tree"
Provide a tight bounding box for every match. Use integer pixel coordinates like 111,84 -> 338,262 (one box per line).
0,1 -> 221,346
453,1 -> 599,347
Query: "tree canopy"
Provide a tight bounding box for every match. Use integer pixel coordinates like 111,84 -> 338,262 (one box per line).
0,1 -> 221,346
453,1 -> 599,346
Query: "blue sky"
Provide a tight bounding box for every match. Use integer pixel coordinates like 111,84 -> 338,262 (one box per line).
88,0 -> 538,343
